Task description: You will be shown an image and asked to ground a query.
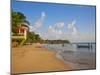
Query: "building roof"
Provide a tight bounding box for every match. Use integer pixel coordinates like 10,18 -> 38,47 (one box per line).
21,22 -> 29,27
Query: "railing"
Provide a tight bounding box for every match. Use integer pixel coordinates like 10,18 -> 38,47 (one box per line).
12,36 -> 25,39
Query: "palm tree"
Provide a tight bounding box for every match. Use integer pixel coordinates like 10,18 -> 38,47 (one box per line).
35,34 -> 41,42
12,11 -> 29,34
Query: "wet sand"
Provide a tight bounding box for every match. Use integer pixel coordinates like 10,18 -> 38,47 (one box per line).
12,43 -> 72,74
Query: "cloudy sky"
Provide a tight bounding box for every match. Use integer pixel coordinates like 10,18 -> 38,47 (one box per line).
12,0 -> 96,42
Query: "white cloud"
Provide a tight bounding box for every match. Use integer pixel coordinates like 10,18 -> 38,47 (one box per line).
34,19 -> 43,29
40,20 -> 95,43
54,22 -> 65,29
30,11 -> 46,32
68,20 -> 78,35
41,12 -> 46,20
58,30 -> 62,34
48,22 -> 64,35
41,22 -> 65,40
29,14 -> 95,42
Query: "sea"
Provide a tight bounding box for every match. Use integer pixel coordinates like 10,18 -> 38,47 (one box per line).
43,43 -> 96,70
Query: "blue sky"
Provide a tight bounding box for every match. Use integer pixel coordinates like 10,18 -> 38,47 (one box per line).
12,0 -> 96,42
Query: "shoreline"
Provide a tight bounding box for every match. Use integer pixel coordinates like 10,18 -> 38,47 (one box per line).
12,43 -> 72,74
43,44 -> 96,69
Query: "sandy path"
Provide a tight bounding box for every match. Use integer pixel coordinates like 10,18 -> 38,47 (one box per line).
12,44 -> 72,74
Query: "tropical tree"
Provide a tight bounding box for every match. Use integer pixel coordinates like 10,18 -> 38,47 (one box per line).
12,11 -> 29,34
34,34 -> 41,42
12,11 -> 43,44
26,32 -> 35,43
26,32 -> 42,43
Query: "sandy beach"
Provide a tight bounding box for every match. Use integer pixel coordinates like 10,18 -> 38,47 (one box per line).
12,43 -> 72,74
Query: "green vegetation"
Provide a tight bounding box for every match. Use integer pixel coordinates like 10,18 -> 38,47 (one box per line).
12,11 -> 29,34
26,32 -> 42,43
43,39 -> 70,44
12,11 -> 70,46
12,11 -> 42,45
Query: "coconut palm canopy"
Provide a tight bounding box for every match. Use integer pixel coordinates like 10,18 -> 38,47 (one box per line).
12,11 -> 43,44
12,11 -> 30,34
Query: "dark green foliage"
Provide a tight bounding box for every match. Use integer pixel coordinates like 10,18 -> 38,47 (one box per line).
26,32 -> 42,43
44,39 -> 70,44
12,11 -> 29,33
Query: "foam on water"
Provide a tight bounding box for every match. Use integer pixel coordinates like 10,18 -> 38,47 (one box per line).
43,43 -> 96,70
